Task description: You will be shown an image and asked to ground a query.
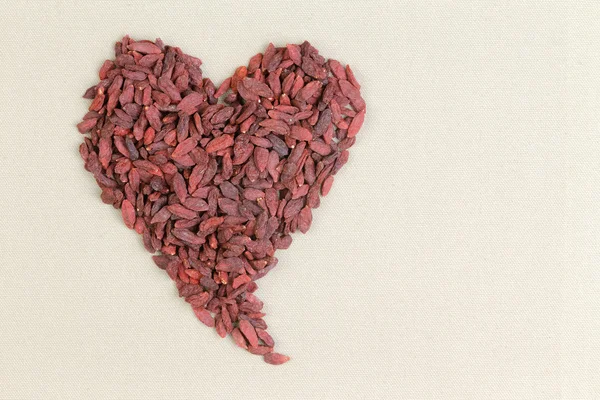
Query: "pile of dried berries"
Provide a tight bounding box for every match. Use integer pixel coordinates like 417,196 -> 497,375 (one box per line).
77,36 -> 365,364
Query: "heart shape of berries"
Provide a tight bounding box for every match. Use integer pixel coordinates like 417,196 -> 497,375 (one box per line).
77,36 -> 365,365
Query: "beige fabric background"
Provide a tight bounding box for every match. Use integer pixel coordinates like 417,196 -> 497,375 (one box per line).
1,1 -> 599,399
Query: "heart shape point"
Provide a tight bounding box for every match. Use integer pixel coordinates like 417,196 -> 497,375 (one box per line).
78,36 -> 366,364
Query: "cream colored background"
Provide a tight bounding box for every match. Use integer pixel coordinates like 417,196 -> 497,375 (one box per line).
1,1 -> 599,399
